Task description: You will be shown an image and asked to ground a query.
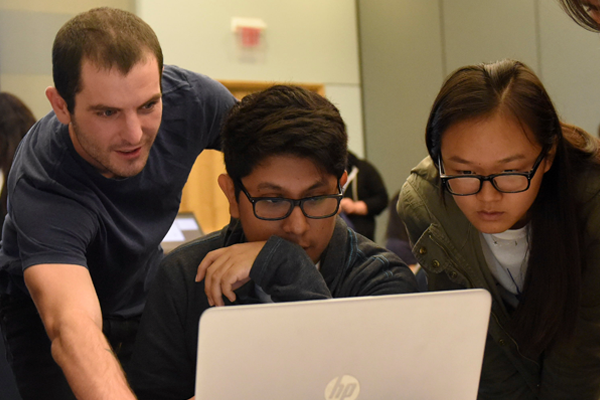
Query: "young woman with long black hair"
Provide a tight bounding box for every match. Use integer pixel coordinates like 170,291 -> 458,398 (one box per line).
398,59 -> 600,399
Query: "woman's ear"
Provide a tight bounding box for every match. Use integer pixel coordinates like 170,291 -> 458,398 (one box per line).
543,143 -> 558,173
217,174 -> 240,219
45,87 -> 71,125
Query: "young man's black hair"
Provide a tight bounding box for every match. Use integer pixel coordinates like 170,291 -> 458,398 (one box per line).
222,85 -> 347,186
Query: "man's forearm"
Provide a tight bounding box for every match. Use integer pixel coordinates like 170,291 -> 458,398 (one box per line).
24,263 -> 136,399
50,317 -> 137,400
250,237 -> 331,301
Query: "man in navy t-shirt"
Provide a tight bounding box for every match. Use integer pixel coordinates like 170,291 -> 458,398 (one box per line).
0,7 -> 236,400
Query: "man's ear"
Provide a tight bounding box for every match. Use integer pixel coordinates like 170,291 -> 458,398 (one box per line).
339,170 -> 348,189
217,173 -> 240,219
45,87 -> 71,125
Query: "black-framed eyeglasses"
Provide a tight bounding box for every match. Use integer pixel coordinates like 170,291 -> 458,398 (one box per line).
438,150 -> 547,196
237,180 -> 343,221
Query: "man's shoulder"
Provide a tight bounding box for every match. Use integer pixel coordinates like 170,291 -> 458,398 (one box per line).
161,65 -> 232,99
17,112 -> 65,153
10,113 -> 73,187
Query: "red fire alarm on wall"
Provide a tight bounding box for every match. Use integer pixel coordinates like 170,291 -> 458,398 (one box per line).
231,17 -> 267,48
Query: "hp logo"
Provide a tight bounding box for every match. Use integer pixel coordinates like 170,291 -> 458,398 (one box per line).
324,375 -> 361,400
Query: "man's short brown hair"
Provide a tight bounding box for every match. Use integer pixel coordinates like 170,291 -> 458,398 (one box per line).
52,7 -> 163,113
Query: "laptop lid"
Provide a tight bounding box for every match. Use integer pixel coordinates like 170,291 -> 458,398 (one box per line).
195,289 -> 491,400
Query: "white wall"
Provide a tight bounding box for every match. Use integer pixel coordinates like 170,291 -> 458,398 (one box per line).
442,0 -> 540,72
358,0 -> 600,243
137,0 -> 365,156
539,0 -> 600,134
357,0 -> 445,242
0,0 -> 135,119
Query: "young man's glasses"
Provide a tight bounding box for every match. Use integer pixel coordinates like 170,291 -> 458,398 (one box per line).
237,180 -> 343,221
438,150 -> 547,196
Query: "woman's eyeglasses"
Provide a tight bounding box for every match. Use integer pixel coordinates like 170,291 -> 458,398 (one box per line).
438,150 -> 546,196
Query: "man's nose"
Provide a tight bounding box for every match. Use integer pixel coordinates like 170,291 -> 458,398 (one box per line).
281,204 -> 310,236
121,113 -> 143,144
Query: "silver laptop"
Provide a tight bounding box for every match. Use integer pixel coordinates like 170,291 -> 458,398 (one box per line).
195,289 -> 491,400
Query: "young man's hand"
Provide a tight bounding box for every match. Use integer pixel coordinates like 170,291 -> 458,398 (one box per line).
195,241 -> 267,306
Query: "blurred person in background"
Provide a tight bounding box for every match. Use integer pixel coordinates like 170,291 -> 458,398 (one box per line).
340,151 -> 388,240
0,93 -> 36,231
0,92 -> 33,400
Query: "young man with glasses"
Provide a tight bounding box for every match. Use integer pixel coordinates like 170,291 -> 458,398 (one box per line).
128,85 -> 418,400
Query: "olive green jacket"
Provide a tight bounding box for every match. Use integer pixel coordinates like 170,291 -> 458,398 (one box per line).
398,156 -> 600,400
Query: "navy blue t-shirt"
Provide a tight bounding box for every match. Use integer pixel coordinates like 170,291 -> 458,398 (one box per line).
0,65 -> 236,318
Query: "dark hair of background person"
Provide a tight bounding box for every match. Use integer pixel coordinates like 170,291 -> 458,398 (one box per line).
425,58 -> 600,357
52,7 -> 164,114
0,92 -> 36,222
221,85 -> 348,197
558,0 -> 600,32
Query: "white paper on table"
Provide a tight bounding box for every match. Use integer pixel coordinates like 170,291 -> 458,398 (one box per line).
162,224 -> 185,242
176,217 -> 199,231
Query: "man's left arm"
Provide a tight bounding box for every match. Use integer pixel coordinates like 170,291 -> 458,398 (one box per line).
197,237 -> 331,306
249,237 -> 331,302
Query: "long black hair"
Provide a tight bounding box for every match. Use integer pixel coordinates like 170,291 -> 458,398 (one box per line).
426,59 -> 599,356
